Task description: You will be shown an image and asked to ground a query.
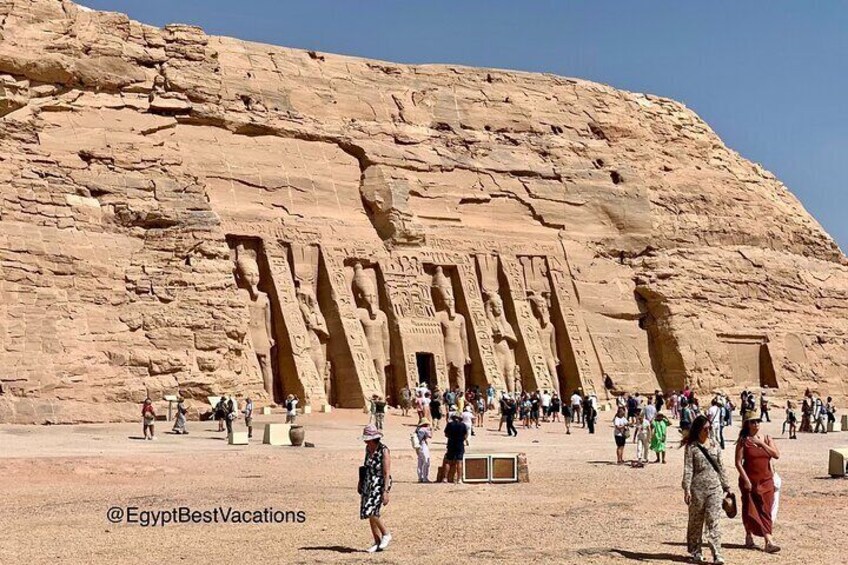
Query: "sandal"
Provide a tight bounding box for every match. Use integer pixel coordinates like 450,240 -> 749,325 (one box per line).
764,543 -> 781,554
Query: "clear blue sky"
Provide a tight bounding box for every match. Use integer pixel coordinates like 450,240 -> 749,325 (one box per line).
81,1 -> 848,252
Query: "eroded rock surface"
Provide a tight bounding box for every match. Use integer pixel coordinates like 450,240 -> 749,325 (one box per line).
1,0 -> 845,423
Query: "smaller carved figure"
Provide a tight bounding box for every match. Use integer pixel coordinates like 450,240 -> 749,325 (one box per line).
297,282 -> 330,390
432,266 -> 471,391
353,263 -> 391,395
529,290 -> 560,395
485,290 -> 518,393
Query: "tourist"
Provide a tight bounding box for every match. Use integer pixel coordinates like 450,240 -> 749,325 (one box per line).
655,389 -> 665,413
800,389 -> 813,433
682,415 -> 731,564
504,395 -> 518,437
142,398 -> 156,440
456,389 -> 466,413
486,383 -> 496,410
550,392 -> 561,423
735,412 -> 781,553
285,394 -> 298,424
813,395 -> 827,434
172,397 -> 188,435
670,391 -> 680,420
358,424 -> 392,552
399,386 -> 412,417
759,388 -> 771,422
521,394 -> 531,429
571,389 -> 583,424
429,391 -> 443,430
225,395 -> 236,435
561,394 -> 572,434
214,396 -> 226,432
530,392 -> 541,428
651,412 -> 670,463
633,411 -> 650,465
584,393 -> 596,434
462,405 -> 475,440
723,396 -> 734,427
613,406 -> 629,464
826,396 -> 836,427
242,397 -> 254,439
541,389 -> 551,422
679,398 -> 693,434
643,396 -> 657,423
444,413 -> 468,482
475,395 -> 486,428
783,400 -> 797,439
413,418 -> 431,483
374,396 -> 387,430
707,399 -> 722,448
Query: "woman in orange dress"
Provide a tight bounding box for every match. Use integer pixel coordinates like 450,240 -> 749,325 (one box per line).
735,412 -> 781,553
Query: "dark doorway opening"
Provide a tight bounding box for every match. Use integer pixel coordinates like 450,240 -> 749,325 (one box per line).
416,353 -> 436,388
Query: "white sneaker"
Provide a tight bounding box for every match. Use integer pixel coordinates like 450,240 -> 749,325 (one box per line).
366,544 -> 380,553
378,533 -> 392,550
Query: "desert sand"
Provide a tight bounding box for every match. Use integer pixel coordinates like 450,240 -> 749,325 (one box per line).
2,408 -> 846,564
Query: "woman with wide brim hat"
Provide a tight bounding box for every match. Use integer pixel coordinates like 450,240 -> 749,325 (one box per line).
735,411 -> 781,553
358,424 -> 392,552
414,418 -> 432,483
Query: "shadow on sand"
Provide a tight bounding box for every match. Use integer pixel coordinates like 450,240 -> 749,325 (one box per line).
611,549 -> 690,563
300,545 -> 359,554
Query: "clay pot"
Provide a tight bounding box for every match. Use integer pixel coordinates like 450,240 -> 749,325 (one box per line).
289,425 -> 305,446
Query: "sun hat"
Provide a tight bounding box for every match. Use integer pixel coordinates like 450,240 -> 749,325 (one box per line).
743,411 -> 762,423
417,418 -> 430,427
359,424 -> 383,441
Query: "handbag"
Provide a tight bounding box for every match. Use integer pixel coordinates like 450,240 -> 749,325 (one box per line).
696,444 -> 737,518
357,464 -> 367,495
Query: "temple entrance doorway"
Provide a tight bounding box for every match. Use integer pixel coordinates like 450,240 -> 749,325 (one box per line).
416,353 -> 436,388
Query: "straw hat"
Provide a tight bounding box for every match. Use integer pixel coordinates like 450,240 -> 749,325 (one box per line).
359,424 -> 383,441
743,411 -> 762,423
417,418 -> 430,427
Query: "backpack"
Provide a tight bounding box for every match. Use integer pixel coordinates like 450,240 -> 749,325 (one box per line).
410,430 -> 421,450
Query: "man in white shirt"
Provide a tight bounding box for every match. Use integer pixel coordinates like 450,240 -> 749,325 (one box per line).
707,398 -> 722,446
570,391 -> 582,424
643,402 -> 657,422
541,390 -> 552,422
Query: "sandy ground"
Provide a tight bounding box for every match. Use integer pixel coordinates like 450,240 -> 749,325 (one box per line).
1,408 -> 846,565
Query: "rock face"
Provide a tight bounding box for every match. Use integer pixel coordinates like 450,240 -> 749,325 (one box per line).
1,0 -> 846,424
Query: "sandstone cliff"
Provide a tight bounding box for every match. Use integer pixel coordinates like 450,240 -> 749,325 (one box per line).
1,0 -> 845,423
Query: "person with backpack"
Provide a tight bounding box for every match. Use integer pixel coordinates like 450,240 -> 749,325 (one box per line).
682,415 -> 731,564
285,394 -> 298,424
225,395 -> 236,435
141,398 -> 156,440
412,418 -> 431,483
214,397 -> 226,432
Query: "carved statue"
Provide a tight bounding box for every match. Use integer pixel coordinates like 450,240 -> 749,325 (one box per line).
353,263 -> 391,394
529,290 -> 560,395
235,247 -> 275,398
485,291 -> 518,393
297,283 -> 330,393
432,266 -> 471,391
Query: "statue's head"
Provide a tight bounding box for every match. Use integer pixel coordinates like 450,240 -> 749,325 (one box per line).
528,291 -> 550,325
485,291 -> 503,317
431,266 -> 455,316
236,254 -> 261,296
353,262 -> 378,317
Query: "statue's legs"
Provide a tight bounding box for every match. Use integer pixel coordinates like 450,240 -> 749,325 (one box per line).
257,352 -> 274,400
448,363 -> 464,392
546,359 -> 560,396
373,359 -> 386,397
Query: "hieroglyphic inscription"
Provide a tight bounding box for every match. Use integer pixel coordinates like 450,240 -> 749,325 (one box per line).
500,254 -> 556,391
263,240 -> 325,405
546,253 -> 603,394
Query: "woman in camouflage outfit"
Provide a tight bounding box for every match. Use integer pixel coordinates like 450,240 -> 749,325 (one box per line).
682,415 -> 731,564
